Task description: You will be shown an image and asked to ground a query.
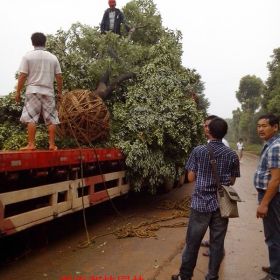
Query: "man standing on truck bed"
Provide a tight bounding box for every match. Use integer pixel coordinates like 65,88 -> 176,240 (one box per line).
15,32 -> 63,151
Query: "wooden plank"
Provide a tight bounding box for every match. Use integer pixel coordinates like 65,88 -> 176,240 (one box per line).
0,170 -> 129,235
2,206 -> 53,231
107,184 -> 130,198
0,181 -> 71,205
72,196 -> 90,209
4,217 -> 55,235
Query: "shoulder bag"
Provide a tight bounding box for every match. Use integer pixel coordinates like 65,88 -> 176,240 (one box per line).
207,144 -> 242,218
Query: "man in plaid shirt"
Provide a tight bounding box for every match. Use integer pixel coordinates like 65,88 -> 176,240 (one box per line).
172,117 -> 240,280
254,114 -> 280,280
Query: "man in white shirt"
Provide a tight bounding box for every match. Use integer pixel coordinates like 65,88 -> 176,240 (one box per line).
236,138 -> 244,160
15,32 -> 63,150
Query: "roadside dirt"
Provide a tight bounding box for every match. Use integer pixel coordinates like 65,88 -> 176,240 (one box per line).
0,153 -> 269,280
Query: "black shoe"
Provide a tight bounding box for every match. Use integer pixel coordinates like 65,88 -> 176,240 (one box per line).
171,274 -> 181,280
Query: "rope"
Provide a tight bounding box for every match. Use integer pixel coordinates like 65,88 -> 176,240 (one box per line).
62,102 -> 125,248
59,93 -> 192,249
77,196 -> 191,248
64,111 -> 91,246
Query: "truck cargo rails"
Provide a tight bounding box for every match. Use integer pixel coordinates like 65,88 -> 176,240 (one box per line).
0,148 -> 129,236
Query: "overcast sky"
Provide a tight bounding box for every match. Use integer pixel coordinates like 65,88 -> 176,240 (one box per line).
1,0 -> 280,118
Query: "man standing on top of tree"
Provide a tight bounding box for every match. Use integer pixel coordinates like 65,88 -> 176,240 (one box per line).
100,0 -> 134,35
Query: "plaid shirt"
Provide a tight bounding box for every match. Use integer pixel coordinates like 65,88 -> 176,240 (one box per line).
186,140 -> 240,213
254,134 -> 280,192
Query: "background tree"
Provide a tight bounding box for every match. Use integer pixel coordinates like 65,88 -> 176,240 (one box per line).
226,108 -> 241,143
236,75 -> 264,113
230,48 -> 280,146
234,75 -> 264,143
262,48 -> 280,115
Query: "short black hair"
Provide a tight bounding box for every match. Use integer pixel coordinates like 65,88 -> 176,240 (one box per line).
31,32 -> 46,47
208,117 -> 228,139
258,114 -> 279,127
205,115 -> 218,122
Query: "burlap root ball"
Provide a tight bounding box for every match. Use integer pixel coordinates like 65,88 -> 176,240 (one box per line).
57,89 -> 110,144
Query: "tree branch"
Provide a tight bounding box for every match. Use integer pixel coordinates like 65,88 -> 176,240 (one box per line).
95,72 -> 136,99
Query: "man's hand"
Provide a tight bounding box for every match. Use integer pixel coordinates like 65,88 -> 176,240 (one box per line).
56,93 -> 62,106
15,92 -> 21,103
16,72 -> 27,103
129,27 -> 135,33
256,168 -> 280,219
256,204 -> 268,218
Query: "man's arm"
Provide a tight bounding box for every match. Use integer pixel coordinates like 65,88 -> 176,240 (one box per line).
230,153 -> 240,185
230,177 -> 236,185
119,10 -> 132,32
257,168 -> 280,218
15,72 -> 27,103
100,10 -> 107,33
55,73 -> 63,100
188,170 -> 196,182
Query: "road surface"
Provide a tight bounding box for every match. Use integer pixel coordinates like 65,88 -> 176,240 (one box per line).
0,153 -> 269,280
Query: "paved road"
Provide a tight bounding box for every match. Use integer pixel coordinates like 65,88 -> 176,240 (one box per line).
0,153 -> 269,280
159,152 -> 269,280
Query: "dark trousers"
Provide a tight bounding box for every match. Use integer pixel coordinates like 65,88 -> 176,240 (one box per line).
179,208 -> 228,280
258,191 -> 280,280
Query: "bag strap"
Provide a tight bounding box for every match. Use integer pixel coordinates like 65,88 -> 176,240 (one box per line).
206,144 -> 223,195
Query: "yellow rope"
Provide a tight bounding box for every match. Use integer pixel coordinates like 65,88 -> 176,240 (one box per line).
78,196 -> 191,248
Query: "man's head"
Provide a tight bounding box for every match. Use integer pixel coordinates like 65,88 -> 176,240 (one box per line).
31,32 -> 46,47
208,117 -> 228,140
108,0 -> 116,8
204,115 -> 218,139
257,114 -> 279,141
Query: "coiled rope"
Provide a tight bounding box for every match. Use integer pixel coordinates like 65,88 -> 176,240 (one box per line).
78,196 -> 191,248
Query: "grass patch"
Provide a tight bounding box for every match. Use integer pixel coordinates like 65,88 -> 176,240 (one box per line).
228,142 -> 262,156
244,144 -> 262,156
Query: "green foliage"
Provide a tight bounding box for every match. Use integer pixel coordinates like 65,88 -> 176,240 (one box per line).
0,0 -> 208,192
0,123 -> 50,150
123,0 -> 163,45
0,94 -> 23,123
111,64 -> 204,190
262,48 -> 280,115
231,47 -> 280,145
0,94 -> 26,150
236,75 -> 264,113
231,75 -> 264,144
244,143 -> 262,156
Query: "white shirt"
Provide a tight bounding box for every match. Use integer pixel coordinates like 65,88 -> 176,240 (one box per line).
222,138 -> 230,147
237,142 -> 244,150
109,11 -> 116,30
19,47 -> 61,96
207,138 -> 229,147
